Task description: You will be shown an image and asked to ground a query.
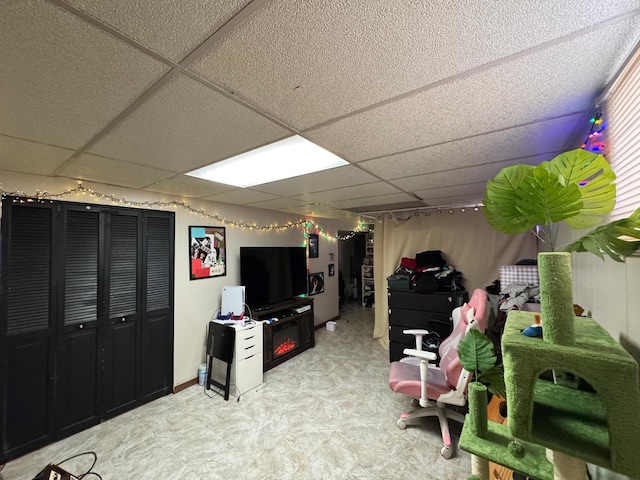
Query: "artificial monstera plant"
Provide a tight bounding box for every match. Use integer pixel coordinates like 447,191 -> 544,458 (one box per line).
458,328 -> 506,399
483,148 -> 640,261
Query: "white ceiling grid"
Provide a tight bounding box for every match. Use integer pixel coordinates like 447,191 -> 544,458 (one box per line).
0,0 -> 639,221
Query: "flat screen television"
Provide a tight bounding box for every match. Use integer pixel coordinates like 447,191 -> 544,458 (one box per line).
240,246 -> 308,310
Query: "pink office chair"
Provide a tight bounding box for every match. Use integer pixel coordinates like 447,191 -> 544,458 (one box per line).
388,288 -> 488,458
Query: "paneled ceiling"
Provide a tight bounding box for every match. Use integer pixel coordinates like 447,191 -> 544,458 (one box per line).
1,0 -> 639,222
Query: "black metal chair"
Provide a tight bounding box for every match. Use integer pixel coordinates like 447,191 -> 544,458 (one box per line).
206,322 -> 236,400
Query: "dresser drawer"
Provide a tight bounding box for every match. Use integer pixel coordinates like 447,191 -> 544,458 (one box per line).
389,308 -> 451,329
388,290 -> 467,312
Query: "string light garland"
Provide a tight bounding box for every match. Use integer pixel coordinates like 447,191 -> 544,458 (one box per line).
581,111 -> 606,153
0,184 -> 359,241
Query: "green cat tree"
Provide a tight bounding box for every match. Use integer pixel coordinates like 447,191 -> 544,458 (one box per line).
459,252 -> 640,479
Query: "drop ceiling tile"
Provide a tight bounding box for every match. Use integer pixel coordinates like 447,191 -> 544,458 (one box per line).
307,17 -> 640,161
390,154 -> 546,192
358,113 -> 584,180
88,73 -> 290,172
0,0 -> 169,148
245,197 -> 307,210
330,192 -> 418,209
296,208 -> 362,223
188,1 -> 640,130
278,204 -> 362,223
413,182 -> 487,203
144,174 -> 232,197
291,181 -> 400,203
64,0 -> 251,62
202,189 -> 279,205
57,153 -> 176,189
423,193 -> 486,206
0,135 -> 74,175
279,204 -> 338,215
253,165 -> 378,196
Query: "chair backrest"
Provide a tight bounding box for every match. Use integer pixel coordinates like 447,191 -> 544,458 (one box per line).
438,288 -> 488,391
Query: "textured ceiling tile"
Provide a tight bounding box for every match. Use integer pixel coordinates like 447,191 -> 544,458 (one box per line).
202,189 -> 280,205
143,174 -> 232,197
254,166 -> 379,196
0,135 -> 74,175
424,193 -> 487,206
245,197 -> 307,210
189,1 -> 640,130
331,192 -> 418,209
57,153 -> 176,189
279,206 -> 361,222
280,204 -> 338,214
0,0 -> 169,148
292,182 -> 400,203
390,155 -> 545,192
307,17 -> 640,161
413,182 -> 488,202
358,113 -> 584,179
65,0 -> 251,62
88,73 -> 291,171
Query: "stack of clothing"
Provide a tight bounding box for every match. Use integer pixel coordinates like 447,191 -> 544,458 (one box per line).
387,250 -> 464,293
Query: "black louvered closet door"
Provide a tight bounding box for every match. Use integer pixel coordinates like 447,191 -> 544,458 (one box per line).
0,201 -> 54,460
1,197 -> 174,464
141,214 -> 174,402
55,206 -> 101,437
103,211 -> 141,417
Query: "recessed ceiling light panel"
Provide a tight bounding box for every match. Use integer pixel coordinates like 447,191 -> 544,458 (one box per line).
186,135 -> 348,188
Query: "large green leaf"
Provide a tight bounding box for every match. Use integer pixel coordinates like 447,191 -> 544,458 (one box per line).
541,149 -> 616,229
483,164 -> 583,234
458,329 -> 496,374
483,164 -> 536,234
477,364 -> 506,399
513,167 -> 583,226
564,208 -> 640,261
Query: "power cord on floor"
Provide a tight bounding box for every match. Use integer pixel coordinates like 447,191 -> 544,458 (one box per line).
55,451 -> 102,479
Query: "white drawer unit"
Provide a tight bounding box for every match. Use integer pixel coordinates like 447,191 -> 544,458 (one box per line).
211,321 -> 263,397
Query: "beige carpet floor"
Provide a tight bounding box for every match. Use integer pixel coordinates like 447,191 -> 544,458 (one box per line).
2,302 -> 471,480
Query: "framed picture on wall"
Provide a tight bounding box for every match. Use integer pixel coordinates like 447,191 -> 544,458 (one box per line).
308,272 -> 324,295
189,226 -> 226,280
308,233 -> 319,258
328,264 -> 335,276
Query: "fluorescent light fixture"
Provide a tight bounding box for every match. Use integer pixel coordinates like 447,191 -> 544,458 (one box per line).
186,135 -> 349,188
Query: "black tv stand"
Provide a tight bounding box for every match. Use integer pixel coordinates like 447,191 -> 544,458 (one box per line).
252,297 -> 314,371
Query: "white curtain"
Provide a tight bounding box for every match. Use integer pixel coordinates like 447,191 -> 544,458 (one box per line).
372,208 -> 537,347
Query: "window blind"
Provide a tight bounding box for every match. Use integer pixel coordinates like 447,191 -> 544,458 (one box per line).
602,44 -> 640,221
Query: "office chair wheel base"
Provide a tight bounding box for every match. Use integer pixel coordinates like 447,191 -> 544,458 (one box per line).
440,446 -> 453,459
396,419 -> 407,429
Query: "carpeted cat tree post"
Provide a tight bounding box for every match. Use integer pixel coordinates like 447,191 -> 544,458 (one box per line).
460,252 -> 640,480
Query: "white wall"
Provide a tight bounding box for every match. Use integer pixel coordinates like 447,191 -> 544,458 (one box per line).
0,170 -> 353,387
557,224 -> 640,364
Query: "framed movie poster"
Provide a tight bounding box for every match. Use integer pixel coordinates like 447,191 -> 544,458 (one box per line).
308,272 -> 324,295
189,226 -> 226,280
308,233 -> 319,258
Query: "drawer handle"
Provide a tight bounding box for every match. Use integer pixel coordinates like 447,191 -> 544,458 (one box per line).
243,344 -> 255,351
244,335 -> 255,341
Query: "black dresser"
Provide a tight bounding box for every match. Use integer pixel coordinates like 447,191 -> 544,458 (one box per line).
388,289 -> 468,362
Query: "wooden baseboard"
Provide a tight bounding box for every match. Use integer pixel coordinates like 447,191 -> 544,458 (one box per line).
315,314 -> 340,330
173,378 -> 198,393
